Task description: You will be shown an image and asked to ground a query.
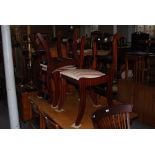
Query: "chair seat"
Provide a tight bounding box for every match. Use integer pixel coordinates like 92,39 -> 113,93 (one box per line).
60,69 -> 106,80
77,49 -> 92,56
52,65 -> 77,73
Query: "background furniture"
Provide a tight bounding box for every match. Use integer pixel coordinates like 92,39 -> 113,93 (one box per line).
131,32 -> 149,51
16,85 -> 37,122
117,79 -> 155,127
91,104 -> 133,129
40,112 -> 62,129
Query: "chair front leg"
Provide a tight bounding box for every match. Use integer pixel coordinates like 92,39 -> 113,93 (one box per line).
106,77 -> 113,105
52,71 -> 61,107
58,77 -> 66,110
88,88 -> 98,106
75,79 -> 87,126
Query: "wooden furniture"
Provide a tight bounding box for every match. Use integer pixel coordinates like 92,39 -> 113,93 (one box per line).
125,52 -> 146,83
57,34 -> 118,128
29,99 -> 42,128
33,33 -> 78,103
91,104 -> 133,129
117,79 -> 155,127
40,112 -> 62,129
16,85 -> 37,121
125,51 -> 155,84
34,31 -> 88,109
131,32 -> 149,51
146,54 -> 155,83
52,36 -> 86,108
28,93 -> 107,128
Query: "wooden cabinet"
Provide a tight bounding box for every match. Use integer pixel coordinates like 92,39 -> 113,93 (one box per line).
16,85 -> 37,121
134,84 -> 155,126
117,79 -> 155,127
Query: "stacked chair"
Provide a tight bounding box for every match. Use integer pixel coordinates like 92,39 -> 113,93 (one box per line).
56,33 -> 118,128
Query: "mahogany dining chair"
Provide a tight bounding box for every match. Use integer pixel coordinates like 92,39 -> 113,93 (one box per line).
51,35 -> 86,108
57,33 -> 118,128
33,32 -> 84,106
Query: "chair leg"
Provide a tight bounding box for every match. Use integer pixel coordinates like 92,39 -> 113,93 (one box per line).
58,77 -> 66,110
107,78 -> 113,106
88,89 -> 98,106
74,81 -> 87,126
52,71 -> 61,107
46,72 -> 53,102
40,114 -> 46,129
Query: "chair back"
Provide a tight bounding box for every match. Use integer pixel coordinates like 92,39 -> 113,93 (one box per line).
91,104 -> 133,129
35,33 -> 51,66
56,31 -> 69,58
79,36 -> 85,68
109,33 -> 118,78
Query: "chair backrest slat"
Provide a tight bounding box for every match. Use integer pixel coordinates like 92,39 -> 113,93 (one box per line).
91,104 -> 133,129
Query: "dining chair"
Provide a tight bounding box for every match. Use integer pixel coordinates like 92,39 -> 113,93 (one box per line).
34,32 -> 84,106
91,104 -> 133,129
51,35 -> 86,108
57,33 -> 118,128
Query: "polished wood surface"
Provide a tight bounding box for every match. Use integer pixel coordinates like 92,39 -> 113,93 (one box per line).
16,85 -> 37,121
125,51 -> 155,84
29,93 -> 107,129
91,104 -> 133,129
58,34 -> 118,127
117,79 -> 155,127
34,33 -> 79,103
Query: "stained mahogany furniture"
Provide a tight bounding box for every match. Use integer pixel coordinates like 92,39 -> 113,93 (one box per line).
29,99 -> 42,128
16,84 -> 37,121
125,52 -> 146,83
52,36 -> 86,107
57,33 -> 118,127
117,79 -> 155,127
40,112 -> 62,129
33,33 -> 79,103
34,31 -> 89,109
125,51 -> 155,83
28,93 -> 107,128
91,104 -> 133,129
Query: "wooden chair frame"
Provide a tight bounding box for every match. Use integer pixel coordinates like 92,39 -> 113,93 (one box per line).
91,104 -> 133,129
57,34 -> 118,127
